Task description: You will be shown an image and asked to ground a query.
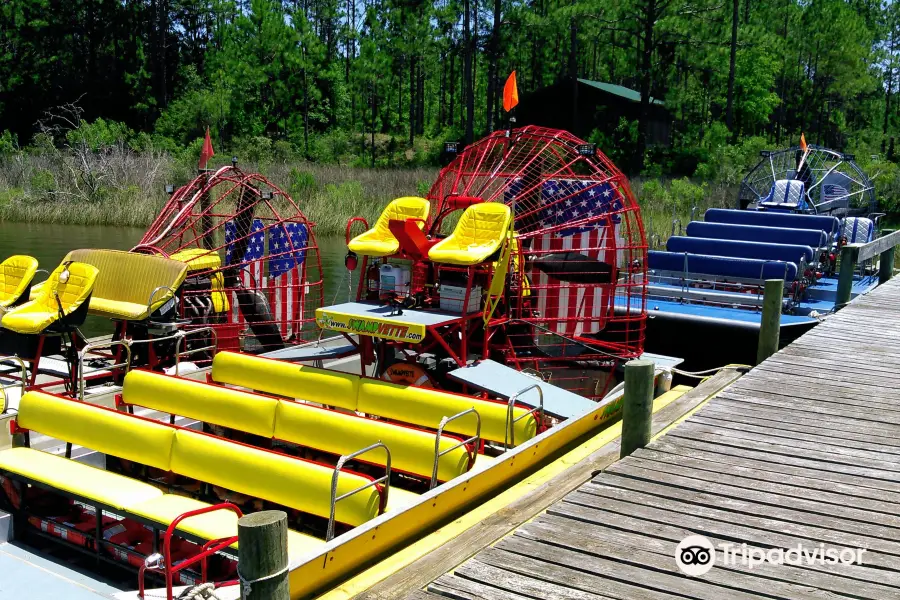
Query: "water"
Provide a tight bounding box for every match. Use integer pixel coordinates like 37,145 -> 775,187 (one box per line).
0,222 -> 353,338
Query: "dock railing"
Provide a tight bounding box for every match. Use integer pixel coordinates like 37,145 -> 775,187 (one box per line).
836,228 -> 900,308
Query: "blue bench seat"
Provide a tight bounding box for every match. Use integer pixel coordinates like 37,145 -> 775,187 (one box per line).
685,222 -> 827,251
704,208 -> 840,237
648,251 -> 797,281
666,236 -> 815,265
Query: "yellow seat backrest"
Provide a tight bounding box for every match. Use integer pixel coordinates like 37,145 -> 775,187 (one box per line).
274,400 -> 470,482
1,262 -> 98,334
17,391 -> 175,471
347,197 -> 431,257
170,429 -> 380,526
64,249 -> 188,314
123,370 -> 278,438
428,203 -> 513,265
0,255 -> 38,307
357,380 -> 536,445
211,351 -> 360,411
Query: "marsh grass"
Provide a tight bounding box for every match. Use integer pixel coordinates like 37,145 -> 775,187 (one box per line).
0,148 -> 733,239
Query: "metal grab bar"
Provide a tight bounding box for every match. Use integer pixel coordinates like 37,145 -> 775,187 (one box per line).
173,327 -> 218,375
0,356 -> 28,413
430,408 -> 481,490
145,285 -> 176,316
505,383 -> 544,449
327,442 -> 391,542
138,502 -> 242,600
77,340 -> 133,401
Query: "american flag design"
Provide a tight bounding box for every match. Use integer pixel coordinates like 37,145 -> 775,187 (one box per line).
823,183 -> 849,202
508,179 -> 624,337
224,219 -> 308,339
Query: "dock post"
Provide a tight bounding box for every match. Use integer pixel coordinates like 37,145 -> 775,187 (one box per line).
836,244 -> 859,309
880,230 -> 895,285
757,278 -> 784,365
620,359 -> 654,459
238,510 -> 290,600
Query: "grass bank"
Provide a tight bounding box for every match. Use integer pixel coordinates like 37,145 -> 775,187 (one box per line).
0,148 -> 733,238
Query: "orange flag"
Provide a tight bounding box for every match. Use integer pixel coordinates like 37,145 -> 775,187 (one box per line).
199,127 -> 215,170
799,132 -> 808,153
503,71 -> 519,112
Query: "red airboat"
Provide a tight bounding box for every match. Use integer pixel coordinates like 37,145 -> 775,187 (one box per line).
322,126 -> 648,401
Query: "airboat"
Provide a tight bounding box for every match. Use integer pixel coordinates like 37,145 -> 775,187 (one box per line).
641,142 -> 884,368
0,127 -> 691,599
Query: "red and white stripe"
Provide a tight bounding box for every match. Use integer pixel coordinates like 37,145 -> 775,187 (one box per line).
268,262 -> 307,340
532,224 -> 616,337
232,260 -> 265,326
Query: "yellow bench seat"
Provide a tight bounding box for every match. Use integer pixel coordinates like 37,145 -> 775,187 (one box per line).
89,297 -> 153,320
125,495 -> 323,562
348,197 -> 431,257
428,202 -> 512,265
0,447 -> 163,510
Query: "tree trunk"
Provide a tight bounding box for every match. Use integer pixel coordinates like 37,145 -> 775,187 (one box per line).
449,49 -> 456,127
486,0 -> 501,133
464,0 -> 474,144
885,27 -> 897,138
637,0 -> 656,168
409,54 -> 416,146
725,0 -> 739,140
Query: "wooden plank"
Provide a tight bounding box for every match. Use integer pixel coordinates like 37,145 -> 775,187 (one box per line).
671,420 -> 900,468
489,536 -> 761,600
453,558 -> 610,600
404,590 -> 450,600
667,422 -> 900,474
735,369 -> 900,403
714,391 -> 900,427
729,378 -> 900,412
622,451 -> 900,514
697,403 -> 900,446
592,469 -> 900,535
517,518 -> 866,600
555,494 -> 900,571
548,501 -> 900,587
569,485 -> 900,560
648,437 -> 900,495
429,574 -> 535,600
354,369 -> 741,600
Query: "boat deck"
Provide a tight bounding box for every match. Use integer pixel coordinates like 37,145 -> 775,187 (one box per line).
389,275 -> 900,599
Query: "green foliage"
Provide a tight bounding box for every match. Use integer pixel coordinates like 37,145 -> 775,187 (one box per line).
28,169 -> 55,200
0,131 -> 18,155
66,119 -> 134,151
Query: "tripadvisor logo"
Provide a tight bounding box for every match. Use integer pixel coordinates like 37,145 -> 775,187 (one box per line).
675,535 -> 867,576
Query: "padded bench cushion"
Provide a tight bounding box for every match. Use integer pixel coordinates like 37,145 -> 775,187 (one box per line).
88,297 -> 155,321
704,208 -> 840,237
648,251 -> 797,281
0,447 -> 163,510
357,380 -> 536,445
17,391 -> 175,471
666,236 -> 815,265
212,352 -> 360,412
170,430 -> 380,527
124,370 -> 279,438
124,495 -> 323,562
685,222 -> 827,250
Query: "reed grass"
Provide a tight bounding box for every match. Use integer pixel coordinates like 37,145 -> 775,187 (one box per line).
0,148 -> 735,239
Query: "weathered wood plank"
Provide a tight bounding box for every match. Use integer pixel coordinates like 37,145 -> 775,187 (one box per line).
490,536 -> 761,600
428,574 -> 535,600
621,451 -> 900,513
647,437 -> 900,495
453,558 -> 611,600
520,515 -> 880,599
545,503 -> 900,590
404,590 -> 450,600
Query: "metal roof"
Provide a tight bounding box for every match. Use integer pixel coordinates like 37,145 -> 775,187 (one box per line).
577,79 -> 665,106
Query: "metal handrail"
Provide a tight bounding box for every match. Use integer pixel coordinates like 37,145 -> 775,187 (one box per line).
146,285 -> 176,316
173,327 -> 218,375
430,408 -> 481,490
0,356 -> 28,413
327,442 -> 391,542
77,340 -> 133,401
505,383 -> 544,449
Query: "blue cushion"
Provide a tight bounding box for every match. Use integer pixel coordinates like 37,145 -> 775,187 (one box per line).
648,251 -> 797,281
841,217 -> 875,244
704,208 -> 840,237
666,236 -> 815,264
685,222 -> 827,250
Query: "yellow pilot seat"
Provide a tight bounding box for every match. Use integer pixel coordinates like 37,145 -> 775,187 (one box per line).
0,255 -> 38,311
1,261 -> 98,335
170,248 -> 230,313
348,197 -> 431,257
428,202 -> 512,265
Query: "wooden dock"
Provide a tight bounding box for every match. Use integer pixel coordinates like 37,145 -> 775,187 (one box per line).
394,277 -> 900,600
